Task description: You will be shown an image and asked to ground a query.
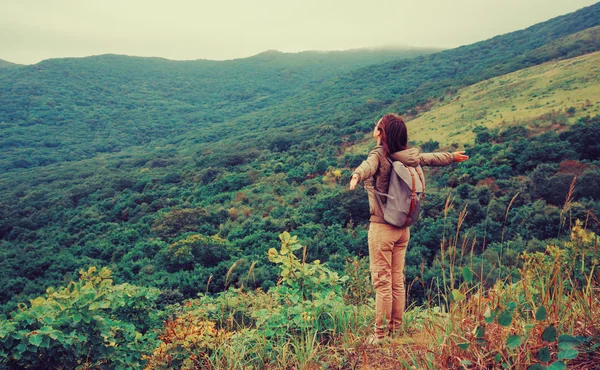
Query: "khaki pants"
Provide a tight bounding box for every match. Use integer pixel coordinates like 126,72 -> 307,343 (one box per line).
368,222 -> 410,338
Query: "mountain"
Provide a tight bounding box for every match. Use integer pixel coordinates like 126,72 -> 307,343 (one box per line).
1,3 -> 600,315
0,59 -> 21,69
0,48 -> 438,172
173,4 -> 600,153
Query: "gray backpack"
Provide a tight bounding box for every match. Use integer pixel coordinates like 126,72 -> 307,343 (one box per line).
374,158 -> 426,227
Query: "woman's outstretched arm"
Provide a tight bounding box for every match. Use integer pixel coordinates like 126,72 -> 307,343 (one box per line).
391,148 -> 468,167
419,151 -> 469,166
349,149 -> 381,190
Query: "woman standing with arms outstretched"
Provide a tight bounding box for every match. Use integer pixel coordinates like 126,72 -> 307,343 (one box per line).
349,113 -> 469,343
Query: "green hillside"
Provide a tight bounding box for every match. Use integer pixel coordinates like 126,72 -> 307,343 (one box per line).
162,7 -> 600,157
0,59 -> 21,69
2,2 -> 600,311
0,48 -> 437,172
407,49 -> 600,145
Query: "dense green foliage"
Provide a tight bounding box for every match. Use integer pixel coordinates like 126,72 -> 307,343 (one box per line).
0,60 -> 21,69
3,227 -> 597,368
2,111 -> 599,315
0,267 -> 161,369
1,2 -> 600,320
0,48 -> 437,171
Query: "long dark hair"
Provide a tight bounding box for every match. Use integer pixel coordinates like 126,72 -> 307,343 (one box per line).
378,113 -> 408,154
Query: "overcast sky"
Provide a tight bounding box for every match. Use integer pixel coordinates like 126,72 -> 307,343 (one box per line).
1,0 -> 598,64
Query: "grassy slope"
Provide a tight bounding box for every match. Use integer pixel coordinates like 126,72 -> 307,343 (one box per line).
408,51 -> 600,146
348,48 -> 600,156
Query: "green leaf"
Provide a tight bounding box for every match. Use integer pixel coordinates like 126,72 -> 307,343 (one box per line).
557,349 -> 578,360
97,300 -> 110,309
73,313 -> 83,323
507,302 -> 517,311
537,346 -> 551,362
528,365 -> 547,370
494,353 -> 502,363
458,342 -> 470,350
558,341 -> 577,351
535,305 -> 547,321
15,343 -> 27,353
475,325 -> 486,339
462,266 -> 473,284
506,335 -> 522,349
558,334 -> 580,345
548,361 -> 566,370
484,307 -> 496,324
542,325 -> 557,342
460,359 -> 472,366
40,336 -> 51,348
28,334 -> 42,347
38,326 -> 54,335
451,289 -> 465,303
497,310 -> 513,327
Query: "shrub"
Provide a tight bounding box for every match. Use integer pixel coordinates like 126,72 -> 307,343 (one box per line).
0,267 -> 160,369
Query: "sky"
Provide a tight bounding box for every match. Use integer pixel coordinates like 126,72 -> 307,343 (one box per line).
1,0 -> 598,65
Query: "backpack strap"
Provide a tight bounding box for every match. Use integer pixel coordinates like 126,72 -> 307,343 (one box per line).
403,167 -> 418,228
414,166 -> 426,198
372,177 -> 389,221
374,157 -> 396,200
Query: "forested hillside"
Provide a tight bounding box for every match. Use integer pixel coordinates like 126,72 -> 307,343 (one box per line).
0,60 -> 20,69
1,2 -> 600,312
0,48 -> 437,172
1,3 -> 600,368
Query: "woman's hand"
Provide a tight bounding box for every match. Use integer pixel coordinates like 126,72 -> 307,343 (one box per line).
453,151 -> 469,162
349,173 -> 360,190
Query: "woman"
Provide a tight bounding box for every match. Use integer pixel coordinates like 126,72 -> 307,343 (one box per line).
349,113 -> 469,343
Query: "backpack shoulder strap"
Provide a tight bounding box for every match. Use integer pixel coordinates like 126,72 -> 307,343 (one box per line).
414,166 -> 426,198
403,167 -> 418,227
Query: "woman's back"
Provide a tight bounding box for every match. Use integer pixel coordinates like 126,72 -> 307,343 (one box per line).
352,146 -> 455,224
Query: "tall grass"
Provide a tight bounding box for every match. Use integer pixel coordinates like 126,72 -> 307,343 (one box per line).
144,195 -> 599,369
391,194 -> 600,370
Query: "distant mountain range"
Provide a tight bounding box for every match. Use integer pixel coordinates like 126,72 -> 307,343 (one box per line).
0,48 -> 438,172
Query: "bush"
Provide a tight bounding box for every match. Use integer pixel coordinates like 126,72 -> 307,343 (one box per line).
0,267 -> 160,369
